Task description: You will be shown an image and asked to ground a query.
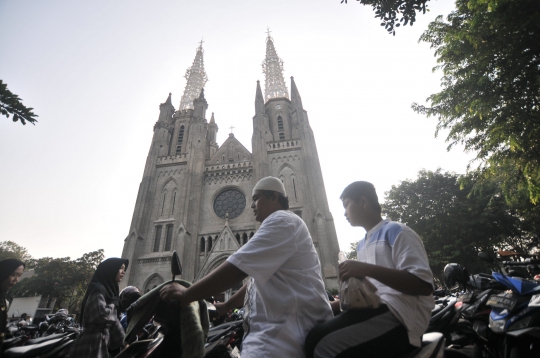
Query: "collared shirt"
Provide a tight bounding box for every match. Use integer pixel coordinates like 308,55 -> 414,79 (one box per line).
227,210 -> 333,357
357,219 -> 434,347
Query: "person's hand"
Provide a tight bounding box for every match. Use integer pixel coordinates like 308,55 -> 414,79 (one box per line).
160,283 -> 189,305
330,298 -> 341,316
338,260 -> 373,281
214,302 -> 229,317
534,274 -> 540,282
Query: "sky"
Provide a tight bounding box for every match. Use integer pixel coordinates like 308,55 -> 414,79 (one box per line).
0,0 -> 473,260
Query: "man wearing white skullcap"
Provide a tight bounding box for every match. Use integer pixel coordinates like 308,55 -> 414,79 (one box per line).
161,176 -> 332,357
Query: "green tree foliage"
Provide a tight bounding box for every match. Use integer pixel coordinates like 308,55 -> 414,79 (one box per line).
346,240 -> 359,260
412,0 -> 540,203
0,80 -> 38,125
10,250 -> 105,315
464,167 -> 540,253
342,0 -> 429,34
0,241 -> 33,262
382,169 -> 526,280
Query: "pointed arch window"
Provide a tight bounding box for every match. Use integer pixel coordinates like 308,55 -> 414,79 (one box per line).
164,225 -> 173,251
161,193 -> 167,216
153,226 -> 163,252
176,126 -> 185,155
200,237 -> 205,253
277,116 -> 284,131
208,236 -> 213,251
292,177 -> 298,201
242,233 -> 248,245
171,192 -> 177,215
235,233 -> 241,245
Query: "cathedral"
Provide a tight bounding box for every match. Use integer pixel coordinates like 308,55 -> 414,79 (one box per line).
121,34 -> 341,296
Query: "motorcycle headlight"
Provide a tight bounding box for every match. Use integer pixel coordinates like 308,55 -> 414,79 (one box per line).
509,316 -> 532,331
489,316 -> 507,333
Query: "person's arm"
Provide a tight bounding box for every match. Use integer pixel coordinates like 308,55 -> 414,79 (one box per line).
339,260 -> 433,296
215,283 -> 247,316
160,262 -> 247,305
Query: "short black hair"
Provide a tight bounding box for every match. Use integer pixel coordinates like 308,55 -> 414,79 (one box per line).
340,181 -> 381,214
260,190 -> 290,210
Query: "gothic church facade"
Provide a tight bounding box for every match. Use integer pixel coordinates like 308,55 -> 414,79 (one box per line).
121,35 -> 340,294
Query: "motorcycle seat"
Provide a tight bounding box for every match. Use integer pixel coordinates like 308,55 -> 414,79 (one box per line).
42,338 -> 74,358
26,332 -> 68,345
430,300 -> 456,325
3,336 -> 68,358
2,337 -> 22,349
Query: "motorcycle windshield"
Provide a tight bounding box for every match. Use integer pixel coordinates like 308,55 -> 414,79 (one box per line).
492,272 -> 540,295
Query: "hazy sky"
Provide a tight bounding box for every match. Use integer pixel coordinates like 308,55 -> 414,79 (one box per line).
0,0 -> 472,261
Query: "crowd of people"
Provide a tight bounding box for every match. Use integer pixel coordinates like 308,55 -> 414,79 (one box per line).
1,176 -> 434,358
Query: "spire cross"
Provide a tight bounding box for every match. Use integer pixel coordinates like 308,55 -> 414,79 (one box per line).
199,38 -> 204,48
229,125 -> 235,133
266,27 -> 272,37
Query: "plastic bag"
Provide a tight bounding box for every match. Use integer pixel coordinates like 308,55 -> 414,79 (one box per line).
338,251 -> 381,311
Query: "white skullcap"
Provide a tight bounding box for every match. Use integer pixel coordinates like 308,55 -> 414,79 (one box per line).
253,176 -> 287,196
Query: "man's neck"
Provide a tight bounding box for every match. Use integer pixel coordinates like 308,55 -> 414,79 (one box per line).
363,215 -> 384,232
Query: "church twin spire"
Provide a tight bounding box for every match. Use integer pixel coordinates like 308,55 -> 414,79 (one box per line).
179,41 -> 208,111
178,32 -> 289,111
262,29 -> 289,101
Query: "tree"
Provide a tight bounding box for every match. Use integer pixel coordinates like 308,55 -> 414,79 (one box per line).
0,241 -> 33,262
342,0 -> 430,34
412,0 -> 540,203
0,80 -> 38,125
346,240 -> 359,260
382,169 -> 523,281
10,249 -> 105,315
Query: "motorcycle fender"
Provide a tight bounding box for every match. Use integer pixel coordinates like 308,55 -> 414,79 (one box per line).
505,327 -> 540,338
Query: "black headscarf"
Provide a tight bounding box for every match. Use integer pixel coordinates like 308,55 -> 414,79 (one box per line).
79,257 -> 129,324
0,258 -> 25,291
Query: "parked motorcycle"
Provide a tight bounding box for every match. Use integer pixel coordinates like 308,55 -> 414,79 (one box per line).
486,272 -> 540,357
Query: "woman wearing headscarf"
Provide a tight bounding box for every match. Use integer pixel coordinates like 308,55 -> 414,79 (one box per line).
69,257 -> 128,358
0,258 -> 25,350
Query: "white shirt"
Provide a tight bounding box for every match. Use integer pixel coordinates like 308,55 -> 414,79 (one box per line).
357,219 -> 434,347
227,210 -> 333,358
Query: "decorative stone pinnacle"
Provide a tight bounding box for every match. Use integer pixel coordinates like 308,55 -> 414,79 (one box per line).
262,31 -> 289,101
179,42 -> 208,111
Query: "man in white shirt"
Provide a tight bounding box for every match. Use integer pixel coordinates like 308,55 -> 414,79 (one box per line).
305,181 -> 434,358
161,176 -> 333,357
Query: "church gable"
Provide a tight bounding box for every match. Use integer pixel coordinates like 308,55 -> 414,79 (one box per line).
195,225 -> 241,280
209,134 -> 252,164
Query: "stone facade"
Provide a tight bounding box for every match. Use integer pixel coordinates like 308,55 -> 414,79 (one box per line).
121,44 -> 341,295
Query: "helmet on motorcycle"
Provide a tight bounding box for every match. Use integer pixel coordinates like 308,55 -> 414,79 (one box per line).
55,309 -> 68,319
119,286 -> 141,313
443,263 -> 469,288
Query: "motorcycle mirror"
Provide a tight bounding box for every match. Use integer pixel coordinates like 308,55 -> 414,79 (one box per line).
478,252 -> 494,263
171,250 -> 182,281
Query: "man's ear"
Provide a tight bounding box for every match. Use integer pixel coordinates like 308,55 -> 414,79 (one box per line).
359,196 -> 368,209
272,192 -> 280,203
